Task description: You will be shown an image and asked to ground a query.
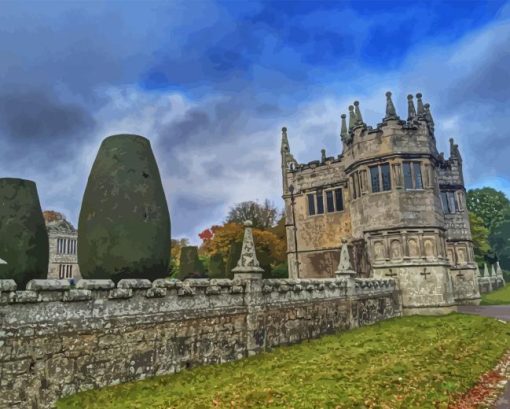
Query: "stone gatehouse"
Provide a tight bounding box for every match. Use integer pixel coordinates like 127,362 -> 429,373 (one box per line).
281,92 -> 480,314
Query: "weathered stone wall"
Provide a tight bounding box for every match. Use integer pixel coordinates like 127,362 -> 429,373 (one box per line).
0,276 -> 401,409
479,276 -> 505,294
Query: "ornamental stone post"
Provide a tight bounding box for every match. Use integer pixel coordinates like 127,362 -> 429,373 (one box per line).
233,220 -> 264,356
232,220 -> 264,280
335,239 -> 356,278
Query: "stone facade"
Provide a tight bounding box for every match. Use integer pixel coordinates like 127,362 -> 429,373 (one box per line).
281,92 -> 480,314
0,275 -> 400,409
46,219 -> 81,280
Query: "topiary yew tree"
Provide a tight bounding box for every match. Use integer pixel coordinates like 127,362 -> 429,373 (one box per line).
178,246 -> 204,279
0,178 -> 49,287
78,134 -> 171,282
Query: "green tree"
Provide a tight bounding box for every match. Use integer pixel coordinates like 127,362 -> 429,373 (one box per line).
208,253 -> 225,278
469,212 -> 491,266
224,241 -> 242,279
78,134 -> 171,282
489,207 -> 510,271
178,246 -> 205,279
467,188 -> 510,229
0,178 -> 49,286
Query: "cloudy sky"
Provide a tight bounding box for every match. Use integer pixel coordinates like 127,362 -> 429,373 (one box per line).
1,0 -> 509,243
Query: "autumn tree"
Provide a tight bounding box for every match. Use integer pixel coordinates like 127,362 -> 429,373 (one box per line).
225,199 -> 279,229
200,222 -> 286,278
43,210 -> 65,223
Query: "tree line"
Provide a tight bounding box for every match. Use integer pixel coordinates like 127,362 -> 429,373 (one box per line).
467,187 -> 510,274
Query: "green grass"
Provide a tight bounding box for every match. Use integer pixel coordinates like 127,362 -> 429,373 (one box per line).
481,283 -> 510,305
57,314 -> 510,409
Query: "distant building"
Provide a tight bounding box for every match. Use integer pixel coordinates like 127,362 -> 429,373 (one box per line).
46,218 -> 81,280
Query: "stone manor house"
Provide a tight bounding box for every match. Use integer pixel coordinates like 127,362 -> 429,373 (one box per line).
45,218 -> 81,280
281,92 -> 479,314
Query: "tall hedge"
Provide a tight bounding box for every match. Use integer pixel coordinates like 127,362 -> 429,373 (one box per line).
78,134 -> 170,282
208,252 -> 226,278
178,246 -> 204,279
225,241 -> 243,279
0,178 -> 49,286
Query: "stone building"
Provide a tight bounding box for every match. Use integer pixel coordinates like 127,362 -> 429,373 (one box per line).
281,92 -> 479,314
46,218 -> 81,280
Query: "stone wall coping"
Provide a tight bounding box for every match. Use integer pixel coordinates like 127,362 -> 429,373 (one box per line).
117,279 -> 152,289
0,277 -> 397,305
76,279 -> 115,290
0,279 -> 16,292
26,279 -> 71,291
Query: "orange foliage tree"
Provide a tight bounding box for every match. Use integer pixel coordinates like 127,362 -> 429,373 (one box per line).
200,222 -> 286,268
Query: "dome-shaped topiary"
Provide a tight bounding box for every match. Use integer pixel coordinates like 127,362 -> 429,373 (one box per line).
78,134 -> 171,282
0,178 -> 49,286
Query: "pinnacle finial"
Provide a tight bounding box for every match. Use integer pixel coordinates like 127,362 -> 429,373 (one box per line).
497,261 -> 504,277
353,101 -> 363,125
491,264 -> 497,278
232,220 -> 264,276
407,94 -> 416,121
416,93 -> 425,117
281,126 -> 289,153
335,239 -> 355,278
384,91 -> 397,120
483,263 -> 489,277
348,105 -> 356,130
340,113 -> 348,142
321,149 -> 326,163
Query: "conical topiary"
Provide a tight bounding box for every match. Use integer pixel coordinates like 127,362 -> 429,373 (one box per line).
178,246 -> 204,279
78,134 -> 171,282
0,178 -> 49,286
208,252 -> 226,278
225,241 -> 243,279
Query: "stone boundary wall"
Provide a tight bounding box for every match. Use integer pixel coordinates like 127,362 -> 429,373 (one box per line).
479,276 -> 505,294
0,276 -> 401,409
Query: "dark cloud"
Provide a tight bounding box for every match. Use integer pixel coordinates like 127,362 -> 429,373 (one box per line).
0,89 -> 94,143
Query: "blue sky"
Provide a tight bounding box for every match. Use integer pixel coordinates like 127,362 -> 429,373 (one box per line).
0,0 -> 509,242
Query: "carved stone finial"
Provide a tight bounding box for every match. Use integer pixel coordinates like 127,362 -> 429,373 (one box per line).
384,91 -> 398,120
282,127 -> 287,135
483,263 -> 489,277
407,94 -> 416,121
353,101 -> 363,125
476,264 -> 481,278
491,264 -> 497,278
497,261 -> 504,277
416,93 -> 425,117
449,138 -> 462,162
348,105 -> 356,130
335,239 -> 356,278
232,220 -> 264,276
321,149 -> 326,163
340,113 -> 348,142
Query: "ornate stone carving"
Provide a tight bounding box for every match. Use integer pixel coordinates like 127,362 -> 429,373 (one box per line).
390,240 -> 402,260
335,239 -> 356,277
232,221 -> 264,275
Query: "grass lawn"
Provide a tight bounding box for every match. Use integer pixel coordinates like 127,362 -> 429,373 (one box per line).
57,314 -> 510,409
481,283 -> 510,305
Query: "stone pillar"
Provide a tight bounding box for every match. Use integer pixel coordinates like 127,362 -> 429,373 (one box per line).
232,221 -> 264,356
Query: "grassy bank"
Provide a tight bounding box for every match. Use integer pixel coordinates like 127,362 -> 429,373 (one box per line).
57,314 -> 510,409
481,283 -> 510,305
